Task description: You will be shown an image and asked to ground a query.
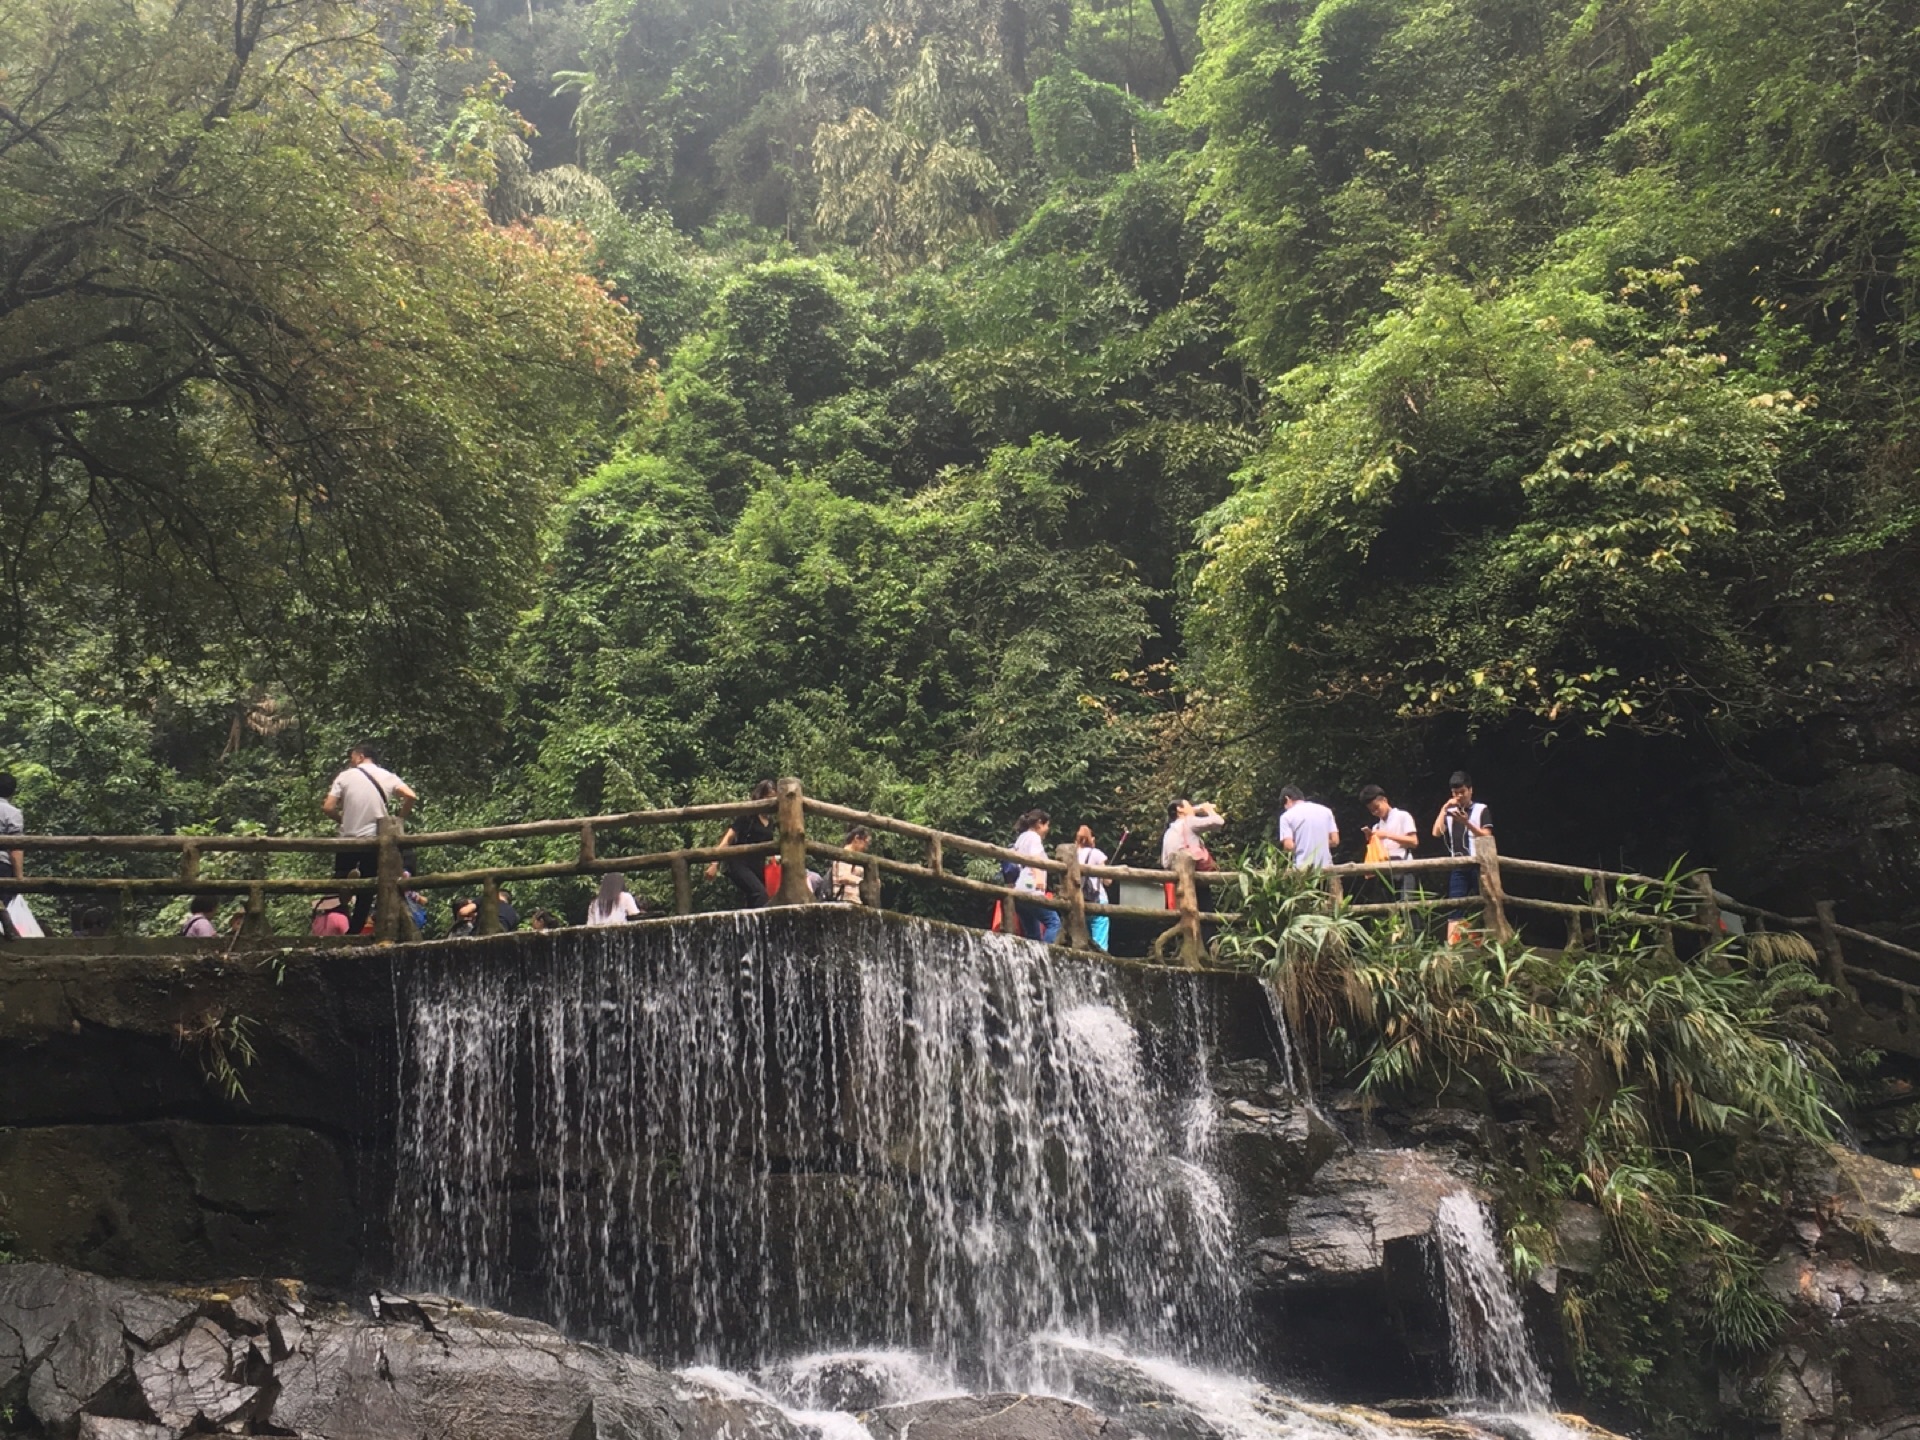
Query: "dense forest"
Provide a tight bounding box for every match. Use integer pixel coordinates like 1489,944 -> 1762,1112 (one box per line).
5,0 -> 1920,924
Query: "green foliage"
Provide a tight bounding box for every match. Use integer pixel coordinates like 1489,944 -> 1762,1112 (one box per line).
512,435 -> 1157,845
1192,264 -> 1808,749
1220,861 -> 1834,1413
0,0 -> 648,756
178,1011 -> 259,1105
1028,63 -> 1172,181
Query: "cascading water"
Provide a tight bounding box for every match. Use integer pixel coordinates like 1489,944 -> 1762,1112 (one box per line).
1434,1191 -> 1552,1412
392,908 -> 1244,1389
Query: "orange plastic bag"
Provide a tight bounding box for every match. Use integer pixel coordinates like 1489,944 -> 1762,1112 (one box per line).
764,859 -> 783,897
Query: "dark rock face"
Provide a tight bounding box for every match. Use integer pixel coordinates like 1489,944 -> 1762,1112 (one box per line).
0,944 -> 403,1288
1245,1147 -> 1470,1402
0,1263 -> 805,1440
1749,1146 -> 1920,1440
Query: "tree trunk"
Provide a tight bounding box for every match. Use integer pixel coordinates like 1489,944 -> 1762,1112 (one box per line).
1146,0 -> 1185,74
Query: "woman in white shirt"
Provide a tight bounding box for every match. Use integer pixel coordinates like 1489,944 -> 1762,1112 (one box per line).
831,827 -> 871,903
1075,825 -> 1110,952
586,872 -> 642,926
1012,809 -> 1060,944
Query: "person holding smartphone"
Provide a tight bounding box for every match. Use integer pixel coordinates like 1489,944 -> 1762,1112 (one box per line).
1431,771 -> 1491,939
1360,784 -> 1419,898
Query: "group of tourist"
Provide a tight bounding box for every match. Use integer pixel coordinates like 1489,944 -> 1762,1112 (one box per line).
1276,772 -> 1493,926
1003,810 -> 1118,949
0,746 -> 1494,944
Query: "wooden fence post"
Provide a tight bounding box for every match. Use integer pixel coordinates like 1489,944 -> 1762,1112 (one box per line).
1058,843 -> 1092,951
243,883 -> 267,937
373,816 -> 405,943
860,857 -> 883,909
1814,900 -> 1858,1003
179,843 -> 200,887
1173,851 -> 1205,969
1693,872 -> 1721,942
671,856 -> 693,916
775,777 -> 812,905
478,874 -> 502,935
578,823 -> 596,866
1476,835 -> 1513,941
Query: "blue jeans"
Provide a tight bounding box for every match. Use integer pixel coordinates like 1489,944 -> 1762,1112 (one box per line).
1447,863 -> 1478,920
1017,900 -> 1062,945
1088,914 -> 1111,952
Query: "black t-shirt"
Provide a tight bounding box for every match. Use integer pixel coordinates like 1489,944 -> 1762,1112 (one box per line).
731,812 -> 773,848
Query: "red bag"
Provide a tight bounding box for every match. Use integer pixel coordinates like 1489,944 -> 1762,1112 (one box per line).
764,859 -> 783,897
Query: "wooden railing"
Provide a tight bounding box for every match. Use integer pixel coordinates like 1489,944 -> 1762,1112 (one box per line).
6,777 -> 1920,1000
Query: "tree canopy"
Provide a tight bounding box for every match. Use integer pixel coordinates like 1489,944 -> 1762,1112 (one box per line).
7,0 -> 1920,910
0,0 -> 645,745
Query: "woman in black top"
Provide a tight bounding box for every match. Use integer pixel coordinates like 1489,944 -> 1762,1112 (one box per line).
706,778 -> 777,907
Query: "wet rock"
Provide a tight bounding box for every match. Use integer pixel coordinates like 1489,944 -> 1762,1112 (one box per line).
1753,1146 -> 1920,1440
1281,1149 -> 1472,1280
0,1262 -> 801,1440
1208,1059 -> 1346,1236
1030,1340 -> 1226,1440
1246,1148 -> 1473,1403
1404,1108 -> 1488,1147
865,1394 -> 1136,1439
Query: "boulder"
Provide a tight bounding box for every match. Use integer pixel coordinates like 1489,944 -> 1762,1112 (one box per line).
0,1263 -> 801,1440
1246,1147 -> 1474,1402
0,1263 -> 198,1429
1754,1146 -> 1920,1440
1279,1148 -> 1474,1282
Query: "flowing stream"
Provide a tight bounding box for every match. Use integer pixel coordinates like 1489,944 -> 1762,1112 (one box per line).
391,909 -> 1582,1438
393,910 -> 1241,1385
1433,1192 -> 1551,1411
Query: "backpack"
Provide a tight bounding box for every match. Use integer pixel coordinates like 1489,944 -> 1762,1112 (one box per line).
1081,874 -> 1101,904
1000,859 -> 1022,886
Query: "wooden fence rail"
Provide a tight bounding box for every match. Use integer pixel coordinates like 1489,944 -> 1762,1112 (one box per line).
6,778 -> 1920,995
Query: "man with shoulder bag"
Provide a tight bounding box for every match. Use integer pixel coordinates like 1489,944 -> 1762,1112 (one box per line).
321,742 -> 417,935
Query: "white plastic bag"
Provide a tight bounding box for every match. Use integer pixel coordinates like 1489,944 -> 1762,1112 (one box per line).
6,894 -> 43,938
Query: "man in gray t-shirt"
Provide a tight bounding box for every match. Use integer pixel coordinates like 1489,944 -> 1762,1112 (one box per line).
0,771 -> 24,940
322,743 -> 417,935
1277,786 -> 1340,869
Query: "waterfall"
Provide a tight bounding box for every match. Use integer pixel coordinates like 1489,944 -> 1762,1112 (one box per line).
1434,1192 -> 1551,1411
391,909 -> 1243,1388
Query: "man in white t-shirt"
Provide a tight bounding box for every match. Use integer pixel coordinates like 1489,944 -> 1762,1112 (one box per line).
1277,787 -> 1339,869
1431,769 -> 1492,936
1359,784 -> 1420,898
322,742 -> 417,935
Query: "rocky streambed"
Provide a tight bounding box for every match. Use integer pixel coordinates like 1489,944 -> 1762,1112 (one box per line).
3,911 -> 1920,1440
0,1262 -> 1620,1440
